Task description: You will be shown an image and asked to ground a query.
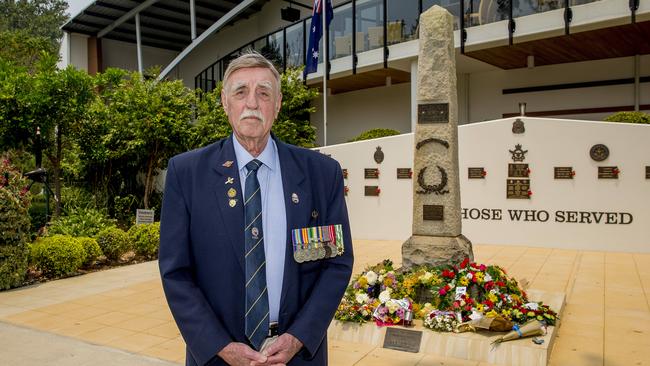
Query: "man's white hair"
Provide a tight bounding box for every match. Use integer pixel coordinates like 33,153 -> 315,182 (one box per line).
222,51 -> 281,95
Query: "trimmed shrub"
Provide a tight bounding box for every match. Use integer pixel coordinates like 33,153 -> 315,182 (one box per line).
0,159 -> 31,289
604,111 -> 650,124
96,227 -> 132,261
77,237 -> 103,266
47,207 -> 116,238
30,235 -> 86,277
127,222 -> 160,259
348,128 -> 401,142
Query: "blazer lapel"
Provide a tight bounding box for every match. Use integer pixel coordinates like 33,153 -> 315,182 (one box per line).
275,137 -> 309,310
212,135 -> 245,272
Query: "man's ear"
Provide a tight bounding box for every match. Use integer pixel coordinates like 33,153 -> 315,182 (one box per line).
221,89 -> 228,111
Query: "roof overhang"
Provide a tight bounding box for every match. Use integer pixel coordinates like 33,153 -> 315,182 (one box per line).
62,0 -> 268,52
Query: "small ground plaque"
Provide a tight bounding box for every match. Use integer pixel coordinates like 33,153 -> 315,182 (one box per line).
396,168 -> 412,179
554,167 -> 574,179
418,103 -> 449,124
646,166 -> 650,179
506,179 -> 530,199
508,163 -> 529,178
364,168 -> 379,179
598,166 -> 619,179
136,209 -> 155,224
383,327 -> 423,353
468,167 -> 485,179
364,186 -> 380,196
423,205 -> 444,221
342,168 -> 348,179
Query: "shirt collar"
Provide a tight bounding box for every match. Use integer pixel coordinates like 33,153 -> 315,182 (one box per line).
232,134 -> 277,172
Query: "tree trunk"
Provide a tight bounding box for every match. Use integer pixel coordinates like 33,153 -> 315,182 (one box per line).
54,125 -> 62,217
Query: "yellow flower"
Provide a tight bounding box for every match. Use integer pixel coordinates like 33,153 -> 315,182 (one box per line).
527,311 -> 535,317
459,277 -> 469,286
357,277 -> 368,287
486,310 -> 498,318
488,293 -> 498,303
476,303 -> 484,312
384,277 -> 393,287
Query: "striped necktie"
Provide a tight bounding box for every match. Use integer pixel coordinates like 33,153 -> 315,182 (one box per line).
243,159 -> 269,350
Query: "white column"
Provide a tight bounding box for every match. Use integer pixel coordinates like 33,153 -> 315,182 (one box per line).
410,59 -> 418,132
136,13 -> 143,74
190,0 -> 197,40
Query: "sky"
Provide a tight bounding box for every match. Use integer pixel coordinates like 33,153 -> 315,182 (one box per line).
66,0 -> 94,19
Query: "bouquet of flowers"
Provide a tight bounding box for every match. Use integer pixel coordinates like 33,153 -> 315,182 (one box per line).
423,310 -> 459,332
373,298 -> 411,326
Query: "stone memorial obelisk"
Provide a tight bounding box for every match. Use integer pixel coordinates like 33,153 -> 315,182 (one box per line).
402,6 -> 473,268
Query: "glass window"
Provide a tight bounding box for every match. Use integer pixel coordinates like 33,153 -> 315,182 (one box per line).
356,0 -> 384,52
285,21 -> 305,68
253,37 -> 268,54
387,0 -> 418,43
266,30 -> 285,70
330,3 -> 353,60
422,0 -> 461,29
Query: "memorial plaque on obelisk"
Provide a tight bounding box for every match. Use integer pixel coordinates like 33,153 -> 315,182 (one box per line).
402,6 -> 473,269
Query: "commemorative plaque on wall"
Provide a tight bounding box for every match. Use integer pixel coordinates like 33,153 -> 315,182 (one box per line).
364,168 -> 379,179
396,168 -> 412,179
646,166 -> 650,179
364,186 -> 380,196
508,163 -> 530,178
554,167 -> 574,179
598,166 -> 619,179
422,205 -> 444,221
417,103 -> 449,124
342,168 -> 348,179
468,167 -> 486,179
383,328 -> 423,353
506,179 -> 530,199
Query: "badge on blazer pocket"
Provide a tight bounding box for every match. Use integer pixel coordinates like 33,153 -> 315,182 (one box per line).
291,224 -> 344,263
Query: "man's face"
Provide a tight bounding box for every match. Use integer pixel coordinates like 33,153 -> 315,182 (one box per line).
222,67 -> 282,142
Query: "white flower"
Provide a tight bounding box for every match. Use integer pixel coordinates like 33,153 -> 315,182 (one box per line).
365,271 -> 378,286
466,272 -> 473,280
484,273 -> 493,282
386,300 -> 400,313
355,293 -> 369,304
378,275 -> 384,283
420,272 -> 433,283
378,289 -> 392,304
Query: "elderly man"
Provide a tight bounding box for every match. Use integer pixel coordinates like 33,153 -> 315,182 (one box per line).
159,52 -> 354,366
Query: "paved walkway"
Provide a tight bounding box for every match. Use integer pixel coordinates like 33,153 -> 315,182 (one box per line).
0,241 -> 648,365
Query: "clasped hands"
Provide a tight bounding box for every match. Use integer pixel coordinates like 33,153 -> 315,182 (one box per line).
218,333 -> 303,366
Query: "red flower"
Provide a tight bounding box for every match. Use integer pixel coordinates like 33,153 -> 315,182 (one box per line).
485,281 -> 494,290
464,305 -> 472,312
479,264 -> 486,271
460,258 -> 469,269
496,281 -> 506,287
439,288 -> 447,296
453,301 -> 460,309
485,299 -> 494,308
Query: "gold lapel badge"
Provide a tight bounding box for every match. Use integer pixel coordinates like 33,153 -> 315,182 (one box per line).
222,160 -> 234,168
227,188 -> 237,198
229,199 -> 237,208
291,193 -> 299,204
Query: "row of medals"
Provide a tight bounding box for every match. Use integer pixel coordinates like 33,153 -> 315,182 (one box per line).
294,243 -> 336,263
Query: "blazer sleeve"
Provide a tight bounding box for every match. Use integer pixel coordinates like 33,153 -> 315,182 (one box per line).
159,158 -> 232,365
286,160 -> 354,357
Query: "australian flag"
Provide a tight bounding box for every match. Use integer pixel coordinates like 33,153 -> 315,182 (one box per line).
304,0 -> 333,77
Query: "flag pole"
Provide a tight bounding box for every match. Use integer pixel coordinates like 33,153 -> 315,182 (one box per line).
322,0 -> 328,146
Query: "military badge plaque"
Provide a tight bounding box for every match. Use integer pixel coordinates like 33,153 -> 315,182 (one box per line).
396,168 -> 412,179
508,163 -> 529,178
342,168 -> 348,179
422,205 -> 444,221
554,167 -> 574,179
364,168 -> 379,179
364,186 -> 380,196
468,167 -> 485,179
291,225 -> 344,263
646,166 -> 650,179
598,166 -> 619,179
506,179 -> 530,199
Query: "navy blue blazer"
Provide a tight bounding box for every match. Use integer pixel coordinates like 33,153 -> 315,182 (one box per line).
159,135 -> 354,366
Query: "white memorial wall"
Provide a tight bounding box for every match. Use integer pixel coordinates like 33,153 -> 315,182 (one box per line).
318,117 -> 650,252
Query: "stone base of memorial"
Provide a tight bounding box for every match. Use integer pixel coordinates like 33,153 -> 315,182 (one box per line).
328,289 -> 565,366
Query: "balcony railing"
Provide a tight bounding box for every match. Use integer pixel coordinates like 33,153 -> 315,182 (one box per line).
195,0 -> 605,92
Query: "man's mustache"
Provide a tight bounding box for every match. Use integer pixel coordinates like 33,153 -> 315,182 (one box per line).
240,109 -> 265,123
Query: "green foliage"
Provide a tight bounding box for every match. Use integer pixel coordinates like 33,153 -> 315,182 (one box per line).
0,159 -> 31,289
189,67 -> 318,148
96,227 -> 132,261
113,194 -> 137,227
47,207 -> 116,238
127,222 -> 160,259
80,68 -> 194,209
0,30 -> 52,70
604,111 -> 650,124
0,0 -> 68,58
29,235 -> 85,277
348,128 -> 401,142
76,237 -> 102,266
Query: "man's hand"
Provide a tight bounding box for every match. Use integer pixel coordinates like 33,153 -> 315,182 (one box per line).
218,342 -> 267,366
253,333 -> 303,366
